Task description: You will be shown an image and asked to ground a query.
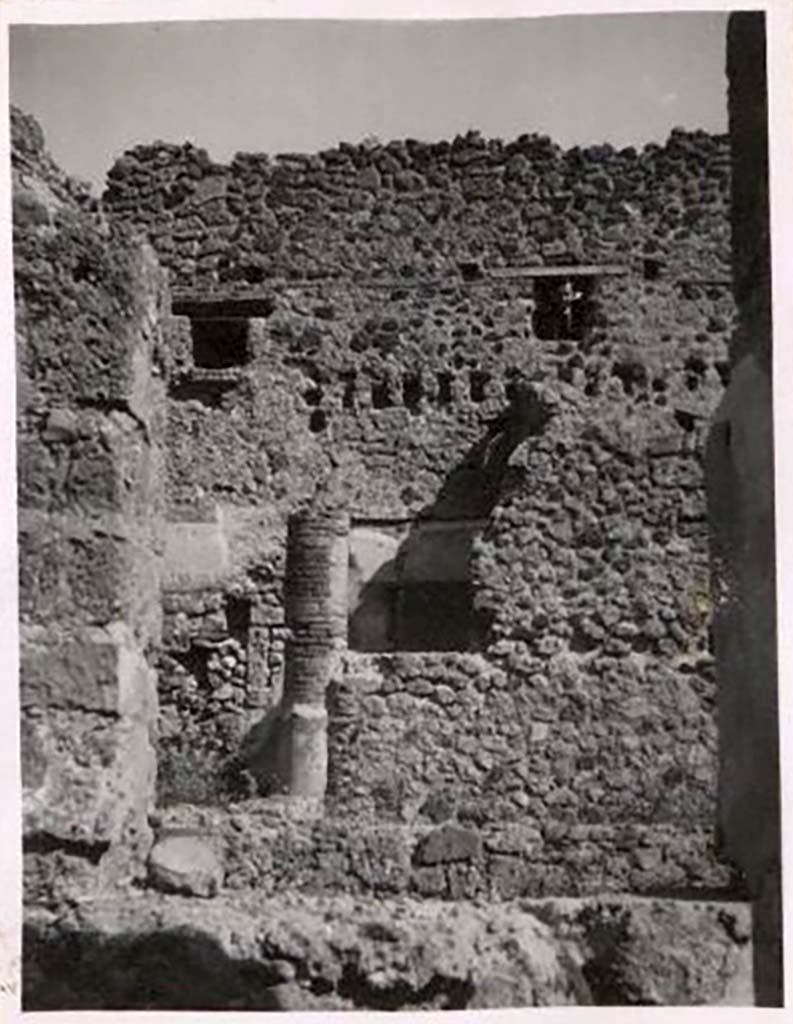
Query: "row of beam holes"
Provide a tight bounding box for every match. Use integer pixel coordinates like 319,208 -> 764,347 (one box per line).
303,370 -> 494,428
609,363 -> 693,422
347,371 -> 492,410
375,371 -> 493,408
605,356 -> 729,432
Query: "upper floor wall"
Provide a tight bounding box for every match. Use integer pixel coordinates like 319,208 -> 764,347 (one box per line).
103,128 -> 731,291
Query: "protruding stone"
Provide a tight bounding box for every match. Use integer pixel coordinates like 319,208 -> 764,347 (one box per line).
414,824 -> 482,865
147,833 -> 223,897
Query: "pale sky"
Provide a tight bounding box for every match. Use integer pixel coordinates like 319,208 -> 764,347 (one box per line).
10,13 -> 730,193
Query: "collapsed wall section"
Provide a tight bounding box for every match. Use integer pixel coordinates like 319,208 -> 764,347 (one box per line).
13,107 -> 168,901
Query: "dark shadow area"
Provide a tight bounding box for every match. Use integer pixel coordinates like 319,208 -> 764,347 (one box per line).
226,595 -> 252,637
23,833 -> 108,865
712,11 -> 783,1007
348,382 -> 553,652
337,960 -> 475,1010
350,572 -> 481,653
191,318 -> 251,368
172,298 -> 275,318
534,275 -> 597,341
643,257 -> 665,282
458,260 -> 484,282
169,377 -> 240,406
23,919 -> 571,1011
23,925 -> 300,1010
437,371 -> 454,404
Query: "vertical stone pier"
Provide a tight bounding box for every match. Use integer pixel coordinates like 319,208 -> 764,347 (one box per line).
706,12 -> 782,1006
278,511 -> 349,796
14,106 -> 168,898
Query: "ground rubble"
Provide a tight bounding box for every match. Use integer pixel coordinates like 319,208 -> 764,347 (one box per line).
23,889 -> 752,1010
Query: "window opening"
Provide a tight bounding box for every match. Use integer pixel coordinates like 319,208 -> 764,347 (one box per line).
533,275 -> 596,341
458,260 -> 484,282
191,318 -> 250,369
309,409 -> 328,433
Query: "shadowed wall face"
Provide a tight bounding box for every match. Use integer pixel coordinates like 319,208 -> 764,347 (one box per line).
706,10 -> 781,1007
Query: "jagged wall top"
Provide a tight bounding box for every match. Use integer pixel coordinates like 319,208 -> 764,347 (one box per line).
12,106 -> 168,412
11,105 -> 97,212
103,126 -> 731,291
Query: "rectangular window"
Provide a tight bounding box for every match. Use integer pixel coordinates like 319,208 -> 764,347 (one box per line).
191,318 -> 251,369
533,274 -> 597,341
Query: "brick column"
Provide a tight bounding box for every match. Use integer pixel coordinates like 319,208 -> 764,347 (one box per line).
279,511 -> 349,796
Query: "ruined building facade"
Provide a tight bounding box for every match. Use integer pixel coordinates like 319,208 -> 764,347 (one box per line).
16,11 -> 786,1002
101,120 -> 736,892
16,6 -> 786,1006
16,106 -> 740,903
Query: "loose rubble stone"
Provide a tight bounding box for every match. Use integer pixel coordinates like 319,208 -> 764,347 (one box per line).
147,834 -> 223,897
21,891 -> 753,1009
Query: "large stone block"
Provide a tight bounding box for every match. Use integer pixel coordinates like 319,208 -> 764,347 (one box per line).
20,623 -> 156,719
14,109 -> 166,909
21,623 -> 157,849
147,833 -> 223,897
18,511 -> 161,641
18,408 -> 162,516
163,510 -> 230,590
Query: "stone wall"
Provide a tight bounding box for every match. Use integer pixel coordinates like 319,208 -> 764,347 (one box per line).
101,121 -> 738,891
12,8 -> 775,1004
103,128 -> 730,287
145,278 -> 733,822
13,107 -> 168,902
154,797 -> 731,901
